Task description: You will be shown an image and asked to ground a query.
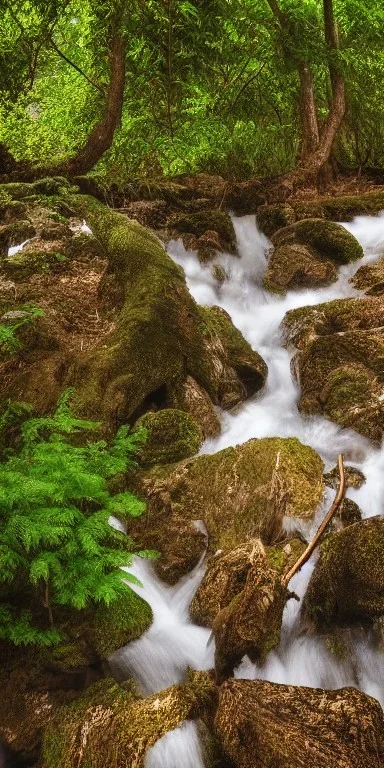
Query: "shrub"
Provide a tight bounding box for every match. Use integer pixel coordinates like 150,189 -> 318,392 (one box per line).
0,390 -> 153,646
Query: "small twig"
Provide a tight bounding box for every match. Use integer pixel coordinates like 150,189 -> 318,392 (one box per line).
282,453 -> 345,587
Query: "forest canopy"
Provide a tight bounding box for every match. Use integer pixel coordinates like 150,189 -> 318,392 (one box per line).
0,0 -> 384,182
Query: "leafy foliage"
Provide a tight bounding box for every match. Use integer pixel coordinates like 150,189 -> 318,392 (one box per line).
0,0 -> 383,177
0,389 -> 153,646
0,306 -> 44,358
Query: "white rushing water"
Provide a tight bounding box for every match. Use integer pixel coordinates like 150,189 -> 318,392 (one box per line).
110,211 -> 384,766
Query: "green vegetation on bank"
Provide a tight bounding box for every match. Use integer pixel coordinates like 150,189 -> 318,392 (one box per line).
0,389 -> 153,647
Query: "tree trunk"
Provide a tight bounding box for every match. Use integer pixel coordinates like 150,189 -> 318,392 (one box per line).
57,30 -> 126,176
295,0 -> 345,178
298,64 -> 319,160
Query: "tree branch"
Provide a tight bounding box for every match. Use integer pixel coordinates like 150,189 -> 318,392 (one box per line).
48,38 -> 105,95
282,454 -> 345,586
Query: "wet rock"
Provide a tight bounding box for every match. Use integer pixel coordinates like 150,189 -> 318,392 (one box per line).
256,203 -> 296,237
190,537 -> 305,628
282,297 -> 384,442
140,437 -> 324,564
167,210 -> 237,256
43,671 -> 217,768
283,296 -> 384,349
135,409 -> 203,466
303,516 -> 384,629
215,678 -> 384,768
324,464 -> 366,490
264,242 -> 337,293
200,306 -> 268,404
264,219 -> 363,294
352,257 -> 384,296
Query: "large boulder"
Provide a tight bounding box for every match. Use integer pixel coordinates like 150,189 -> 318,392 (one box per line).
282,297 -> 384,442
43,671 -> 217,768
303,516 -> 384,630
215,678 -> 384,768
264,219 -> 363,294
132,437 -> 324,582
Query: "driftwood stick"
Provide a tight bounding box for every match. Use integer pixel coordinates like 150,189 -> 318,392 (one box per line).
282,453 -> 345,587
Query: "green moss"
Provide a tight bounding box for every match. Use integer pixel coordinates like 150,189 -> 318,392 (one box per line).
256,203 -> 296,237
200,305 -> 268,398
92,588 -> 153,658
272,218 -> 363,265
136,408 -> 203,466
43,671 -> 216,768
0,188 -> 12,212
303,516 -> 384,629
145,437 -> 324,554
2,247 -> 69,279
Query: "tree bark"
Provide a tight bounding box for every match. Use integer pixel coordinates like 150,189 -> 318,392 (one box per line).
57,30 -> 125,176
298,64 -> 319,160
265,0 -> 345,187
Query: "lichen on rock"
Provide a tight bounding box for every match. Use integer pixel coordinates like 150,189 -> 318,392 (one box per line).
215,678 -> 384,768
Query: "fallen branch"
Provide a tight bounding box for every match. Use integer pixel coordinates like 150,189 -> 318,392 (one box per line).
282,453 -> 345,587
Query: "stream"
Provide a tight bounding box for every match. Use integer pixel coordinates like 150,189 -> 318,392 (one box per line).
110,211 -> 384,766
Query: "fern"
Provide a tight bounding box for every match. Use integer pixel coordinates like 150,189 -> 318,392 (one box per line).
0,390 -> 153,647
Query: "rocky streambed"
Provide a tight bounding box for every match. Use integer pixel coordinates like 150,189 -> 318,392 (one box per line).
1,178 -> 384,767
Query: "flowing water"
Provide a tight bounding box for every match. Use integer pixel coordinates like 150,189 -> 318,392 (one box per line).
110,211 -> 384,766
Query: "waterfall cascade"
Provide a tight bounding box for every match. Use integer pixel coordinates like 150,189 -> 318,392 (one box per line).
110,211 -> 384,766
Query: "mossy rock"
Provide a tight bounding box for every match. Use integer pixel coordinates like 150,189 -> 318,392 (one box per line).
92,589 -> 153,658
0,187 -> 12,213
212,540 -> 289,682
303,516 -> 384,630
264,242 -> 337,294
215,678 -> 384,768
139,437 -> 324,558
167,209 -> 237,255
43,671 -> 217,768
190,537 -> 305,628
296,331 -> 384,442
256,203 -> 296,237
282,295 -> 384,349
271,219 -> 363,264
136,408 -> 203,466
282,297 -> 384,441
352,257 -> 384,296
200,306 -> 268,402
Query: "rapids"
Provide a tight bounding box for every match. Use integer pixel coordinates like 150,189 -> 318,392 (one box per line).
110,211 -> 384,766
